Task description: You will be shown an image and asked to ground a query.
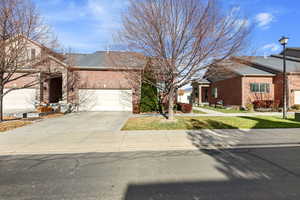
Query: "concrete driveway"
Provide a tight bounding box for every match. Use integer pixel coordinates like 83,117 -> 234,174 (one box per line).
0,112 -> 131,154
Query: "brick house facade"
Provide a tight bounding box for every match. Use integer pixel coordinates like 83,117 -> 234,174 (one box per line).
193,49 -> 300,108
4,38 -> 144,113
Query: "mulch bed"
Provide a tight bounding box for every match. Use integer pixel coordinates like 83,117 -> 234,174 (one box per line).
0,113 -> 64,132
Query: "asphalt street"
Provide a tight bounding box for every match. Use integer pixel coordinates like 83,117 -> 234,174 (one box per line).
1,147 -> 300,200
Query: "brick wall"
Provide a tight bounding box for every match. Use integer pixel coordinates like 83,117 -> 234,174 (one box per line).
242,76 -> 275,106
274,74 -> 300,107
288,74 -> 300,106
208,76 -> 242,106
5,73 -> 39,89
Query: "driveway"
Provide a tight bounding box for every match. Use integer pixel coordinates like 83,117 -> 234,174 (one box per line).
0,112 -> 131,154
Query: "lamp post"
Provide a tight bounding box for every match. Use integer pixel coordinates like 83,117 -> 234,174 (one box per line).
279,36 -> 289,119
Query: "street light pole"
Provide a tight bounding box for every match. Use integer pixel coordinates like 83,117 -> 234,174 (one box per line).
279,36 -> 289,119
283,42 -> 287,119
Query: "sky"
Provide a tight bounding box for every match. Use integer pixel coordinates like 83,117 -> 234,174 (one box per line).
33,0 -> 300,55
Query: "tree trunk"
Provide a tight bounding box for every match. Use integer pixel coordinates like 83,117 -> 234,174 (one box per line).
0,86 -> 3,122
168,87 -> 175,121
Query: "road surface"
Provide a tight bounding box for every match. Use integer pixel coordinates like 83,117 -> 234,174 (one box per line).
1,147 -> 300,200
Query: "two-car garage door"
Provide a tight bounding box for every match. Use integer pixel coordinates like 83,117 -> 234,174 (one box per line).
78,89 -> 133,111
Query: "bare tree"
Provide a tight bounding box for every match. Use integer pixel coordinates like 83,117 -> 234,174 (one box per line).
118,0 -> 251,120
0,0 -> 56,121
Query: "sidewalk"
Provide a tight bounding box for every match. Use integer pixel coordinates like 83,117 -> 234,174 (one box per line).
193,106 -> 222,114
134,109 -> 295,117
1,128 -> 300,155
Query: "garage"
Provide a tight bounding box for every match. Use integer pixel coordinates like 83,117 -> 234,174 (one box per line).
295,91 -> 300,105
3,88 -> 36,112
78,89 -> 133,111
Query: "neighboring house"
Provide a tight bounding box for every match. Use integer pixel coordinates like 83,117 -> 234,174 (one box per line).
192,48 -> 300,108
4,37 -> 145,113
177,88 -> 192,104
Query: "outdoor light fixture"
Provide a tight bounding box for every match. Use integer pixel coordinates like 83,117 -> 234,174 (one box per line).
279,36 -> 289,45
279,36 -> 289,119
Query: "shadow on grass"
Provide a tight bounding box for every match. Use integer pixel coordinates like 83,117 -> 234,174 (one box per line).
238,116 -> 300,129
186,118 -> 237,129
185,116 -> 300,149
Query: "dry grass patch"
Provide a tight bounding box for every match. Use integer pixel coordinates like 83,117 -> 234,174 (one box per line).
0,113 -> 64,132
0,120 -> 32,132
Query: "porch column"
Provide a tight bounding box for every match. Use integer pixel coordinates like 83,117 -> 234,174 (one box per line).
198,84 -> 202,105
62,70 -> 68,103
37,72 -> 44,103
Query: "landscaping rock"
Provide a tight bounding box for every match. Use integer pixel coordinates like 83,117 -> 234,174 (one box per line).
27,112 -> 40,118
60,103 -> 72,114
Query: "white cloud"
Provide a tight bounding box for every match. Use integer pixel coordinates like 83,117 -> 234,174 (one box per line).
261,43 -> 280,53
255,12 -> 274,29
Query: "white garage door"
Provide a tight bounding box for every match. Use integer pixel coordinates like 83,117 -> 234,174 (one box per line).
3,89 -> 36,112
295,91 -> 300,105
79,89 -> 133,111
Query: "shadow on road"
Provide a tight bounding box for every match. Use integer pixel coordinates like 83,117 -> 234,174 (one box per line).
123,146 -> 300,200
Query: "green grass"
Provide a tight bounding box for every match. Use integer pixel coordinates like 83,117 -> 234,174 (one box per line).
122,115 -> 300,130
200,105 -> 251,113
192,109 -> 206,114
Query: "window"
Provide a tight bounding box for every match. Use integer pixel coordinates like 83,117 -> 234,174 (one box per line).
31,49 -> 36,60
250,83 -> 270,93
212,87 -> 218,98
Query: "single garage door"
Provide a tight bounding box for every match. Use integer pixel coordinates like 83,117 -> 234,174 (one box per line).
3,88 -> 36,112
79,89 -> 133,111
295,91 -> 300,105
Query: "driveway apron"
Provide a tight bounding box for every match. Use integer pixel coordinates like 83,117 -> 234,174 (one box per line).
0,112 -> 130,154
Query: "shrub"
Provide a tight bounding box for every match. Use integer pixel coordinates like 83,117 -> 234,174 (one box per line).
245,103 -> 254,111
179,103 -> 192,113
253,100 -> 274,109
37,106 -> 53,113
292,104 -> 300,110
175,103 -> 182,112
140,83 -> 159,112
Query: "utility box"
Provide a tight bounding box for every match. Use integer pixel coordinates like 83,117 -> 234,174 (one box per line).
295,113 -> 300,121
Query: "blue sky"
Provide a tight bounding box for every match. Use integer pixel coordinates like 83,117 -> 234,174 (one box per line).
33,0 -> 300,55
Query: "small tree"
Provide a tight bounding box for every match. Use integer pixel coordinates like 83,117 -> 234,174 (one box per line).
119,0 -> 251,120
0,0 -> 56,121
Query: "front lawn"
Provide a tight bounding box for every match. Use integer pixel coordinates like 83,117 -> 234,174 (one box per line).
200,105 -> 251,113
122,115 -> 300,130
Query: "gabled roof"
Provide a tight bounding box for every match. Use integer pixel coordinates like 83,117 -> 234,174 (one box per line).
9,34 -> 64,61
243,56 -> 300,73
204,59 -> 275,82
66,51 -> 146,70
280,47 -> 300,58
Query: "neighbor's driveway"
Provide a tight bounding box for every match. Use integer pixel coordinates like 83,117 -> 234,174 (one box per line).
2,112 -> 300,155
0,112 -> 131,155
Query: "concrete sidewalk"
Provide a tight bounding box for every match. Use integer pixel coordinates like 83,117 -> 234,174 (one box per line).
193,106 -> 222,114
1,128 -> 300,155
135,110 -> 296,117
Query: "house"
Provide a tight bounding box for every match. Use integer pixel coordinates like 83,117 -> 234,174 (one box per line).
177,87 -> 193,104
192,48 -> 300,108
4,37 -> 145,113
